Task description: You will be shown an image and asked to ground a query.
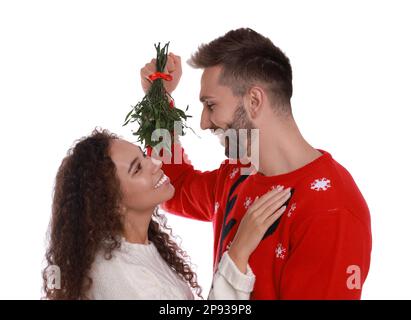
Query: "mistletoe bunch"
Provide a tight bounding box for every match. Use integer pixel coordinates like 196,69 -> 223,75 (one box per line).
123,42 -> 191,150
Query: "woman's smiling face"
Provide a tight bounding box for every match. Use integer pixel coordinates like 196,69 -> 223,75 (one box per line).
109,139 -> 174,213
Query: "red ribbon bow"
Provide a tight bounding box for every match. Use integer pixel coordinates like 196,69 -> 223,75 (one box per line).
148,72 -> 173,82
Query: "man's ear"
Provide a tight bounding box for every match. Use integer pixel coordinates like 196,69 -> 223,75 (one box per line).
246,86 -> 265,119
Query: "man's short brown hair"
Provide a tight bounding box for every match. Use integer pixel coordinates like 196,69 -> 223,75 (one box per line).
189,28 -> 293,112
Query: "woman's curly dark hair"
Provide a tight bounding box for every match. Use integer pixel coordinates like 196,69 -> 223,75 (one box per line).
42,129 -> 202,299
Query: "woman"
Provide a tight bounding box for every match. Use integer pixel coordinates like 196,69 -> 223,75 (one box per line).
43,129 -> 291,299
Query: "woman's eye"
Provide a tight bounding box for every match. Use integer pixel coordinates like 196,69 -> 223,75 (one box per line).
134,163 -> 141,175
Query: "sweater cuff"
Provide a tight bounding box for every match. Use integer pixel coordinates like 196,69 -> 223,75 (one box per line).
218,251 -> 256,293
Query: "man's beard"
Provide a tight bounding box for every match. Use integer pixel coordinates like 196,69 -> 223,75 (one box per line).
216,102 -> 255,159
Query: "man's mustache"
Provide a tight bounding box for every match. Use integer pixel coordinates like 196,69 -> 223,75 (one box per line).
209,127 -> 252,159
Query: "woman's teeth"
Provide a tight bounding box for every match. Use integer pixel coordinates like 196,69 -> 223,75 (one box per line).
154,174 -> 168,189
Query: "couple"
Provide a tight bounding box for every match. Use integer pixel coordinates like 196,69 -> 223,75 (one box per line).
43,129 -> 288,299
43,28 -> 372,300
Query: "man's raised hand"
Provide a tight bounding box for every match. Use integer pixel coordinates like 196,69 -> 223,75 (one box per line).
140,53 -> 182,94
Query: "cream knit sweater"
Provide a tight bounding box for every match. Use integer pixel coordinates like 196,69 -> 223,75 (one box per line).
87,239 -> 255,300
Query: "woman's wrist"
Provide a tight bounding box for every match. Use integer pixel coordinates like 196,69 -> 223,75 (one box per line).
227,244 -> 250,274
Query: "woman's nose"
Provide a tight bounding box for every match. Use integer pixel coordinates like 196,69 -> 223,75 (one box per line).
150,157 -> 162,172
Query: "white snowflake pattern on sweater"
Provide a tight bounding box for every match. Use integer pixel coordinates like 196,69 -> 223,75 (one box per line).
229,168 -> 239,179
270,185 -> 285,192
243,197 -> 253,209
287,203 -> 297,217
275,243 -> 287,259
214,202 -> 220,214
310,178 -> 331,191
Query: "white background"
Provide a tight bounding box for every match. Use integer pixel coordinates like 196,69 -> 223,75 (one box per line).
0,0 -> 410,299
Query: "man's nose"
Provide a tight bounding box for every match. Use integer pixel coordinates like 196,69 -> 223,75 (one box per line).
200,107 -> 212,130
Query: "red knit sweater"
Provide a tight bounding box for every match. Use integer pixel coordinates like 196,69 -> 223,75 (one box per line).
160,145 -> 372,300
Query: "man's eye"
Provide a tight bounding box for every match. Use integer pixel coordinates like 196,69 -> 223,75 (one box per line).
207,103 -> 215,111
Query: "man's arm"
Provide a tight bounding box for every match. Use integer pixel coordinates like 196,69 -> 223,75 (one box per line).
140,53 -> 219,221
279,208 -> 372,299
158,142 -> 222,222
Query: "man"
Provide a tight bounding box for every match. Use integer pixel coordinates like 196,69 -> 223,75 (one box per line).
140,28 -> 372,299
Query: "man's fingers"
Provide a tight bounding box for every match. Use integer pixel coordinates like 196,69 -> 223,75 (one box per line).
168,53 -> 182,74
141,62 -> 156,73
142,61 -> 155,69
141,66 -> 157,83
140,62 -> 156,75
174,53 -> 182,63
166,55 -> 176,73
169,52 -> 177,59
169,52 -> 181,64
141,70 -> 152,79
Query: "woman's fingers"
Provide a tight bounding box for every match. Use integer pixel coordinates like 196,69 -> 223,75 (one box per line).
228,189 -> 291,267
263,205 -> 287,227
252,188 -> 291,217
257,191 -> 291,222
248,187 -> 286,212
